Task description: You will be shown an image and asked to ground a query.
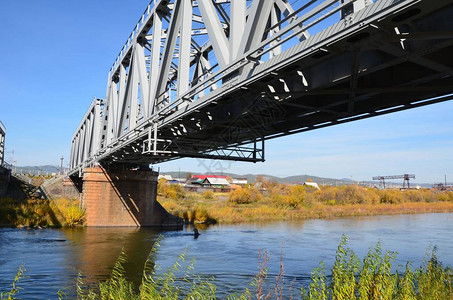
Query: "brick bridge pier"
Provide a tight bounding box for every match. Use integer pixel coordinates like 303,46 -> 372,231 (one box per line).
72,165 -> 181,227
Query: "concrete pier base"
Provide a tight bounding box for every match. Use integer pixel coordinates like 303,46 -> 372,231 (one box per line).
82,166 -> 181,227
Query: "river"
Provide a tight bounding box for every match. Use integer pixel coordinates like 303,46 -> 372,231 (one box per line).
1,213 -> 452,298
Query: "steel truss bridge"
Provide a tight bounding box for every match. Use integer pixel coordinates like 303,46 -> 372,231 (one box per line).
69,0 -> 453,175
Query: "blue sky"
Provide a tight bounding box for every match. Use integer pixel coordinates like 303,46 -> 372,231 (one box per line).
0,0 -> 452,183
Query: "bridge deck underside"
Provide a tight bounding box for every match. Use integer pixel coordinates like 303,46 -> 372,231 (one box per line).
98,1 -> 453,168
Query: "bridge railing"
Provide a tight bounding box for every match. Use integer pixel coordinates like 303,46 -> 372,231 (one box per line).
0,161 -> 11,171
69,99 -> 102,172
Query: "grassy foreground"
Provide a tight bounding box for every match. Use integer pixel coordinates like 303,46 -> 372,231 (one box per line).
159,182 -> 453,224
2,236 -> 451,299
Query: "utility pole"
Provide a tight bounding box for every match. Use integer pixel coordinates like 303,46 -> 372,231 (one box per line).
60,156 -> 64,175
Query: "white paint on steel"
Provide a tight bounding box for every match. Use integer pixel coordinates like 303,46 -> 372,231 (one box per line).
68,0 -> 424,174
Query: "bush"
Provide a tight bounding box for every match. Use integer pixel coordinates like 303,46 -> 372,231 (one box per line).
269,185 -> 313,209
379,190 -> 404,204
317,186 -> 338,205
193,208 -> 216,224
436,191 -> 453,202
157,178 -> 167,195
51,198 -> 85,227
229,187 -> 262,204
288,185 -> 306,207
161,184 -> 185,200
311,185 -> 381,205
335,185 -> 371,204
202,190 -> 215,200
0,197 -> 61,227
177,207 -> 217,224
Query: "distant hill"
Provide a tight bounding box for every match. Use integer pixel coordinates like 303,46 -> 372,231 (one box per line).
159,171 -> 355,185
13,166 -> 433,187
158,171 -> 433,187
14,165 -> 60,175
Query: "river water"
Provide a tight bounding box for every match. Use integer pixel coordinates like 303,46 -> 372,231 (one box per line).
1,213 -> 452,298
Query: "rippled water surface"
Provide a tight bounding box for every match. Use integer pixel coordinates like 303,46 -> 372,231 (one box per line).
1,213 -> 452,298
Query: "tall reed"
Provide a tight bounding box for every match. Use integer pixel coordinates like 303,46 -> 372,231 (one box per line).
3,237 -> 451,299
0,265 -> 25,300
76,236 -> 216,299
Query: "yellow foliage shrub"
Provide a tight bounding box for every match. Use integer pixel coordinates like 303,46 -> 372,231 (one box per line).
317,186 -> 338,204
269,185 -> 308,208
202,190 -> 215,200
378,190 -> 404,204
0,197 -> 63,227
51,198 -> 85,227
178,207 -> 216,224
162,184 -> 185,200
229,187 -> 262,204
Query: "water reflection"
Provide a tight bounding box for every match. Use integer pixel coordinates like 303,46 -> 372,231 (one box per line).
61,227 -> 164,287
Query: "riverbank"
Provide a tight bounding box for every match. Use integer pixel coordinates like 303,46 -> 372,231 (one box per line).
3,175 -> 453,227
158,184 -> 453,224
0,175 -> 84,227
161,198 -> 453,224
0,197 -> 84,228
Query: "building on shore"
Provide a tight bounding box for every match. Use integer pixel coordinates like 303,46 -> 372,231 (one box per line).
201,177 -> 230,189
232,178 -> 248,185
185,175 -> 231,192
303,182 -> 320,189
158,174 -> 173,181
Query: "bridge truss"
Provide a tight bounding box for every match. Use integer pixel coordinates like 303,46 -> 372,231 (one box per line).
69,0 -> 453,175
0,121 -> 5,167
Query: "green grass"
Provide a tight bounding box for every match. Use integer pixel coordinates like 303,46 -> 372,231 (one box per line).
3,236 -> 452,299
0,265 -> 25,300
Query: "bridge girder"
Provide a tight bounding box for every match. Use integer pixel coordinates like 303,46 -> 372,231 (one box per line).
69,0 -> 453,175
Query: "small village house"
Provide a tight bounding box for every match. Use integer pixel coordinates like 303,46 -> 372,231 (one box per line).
185,175 -> 231,192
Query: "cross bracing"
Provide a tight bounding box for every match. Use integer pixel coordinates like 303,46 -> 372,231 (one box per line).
69,0 -> 453,175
